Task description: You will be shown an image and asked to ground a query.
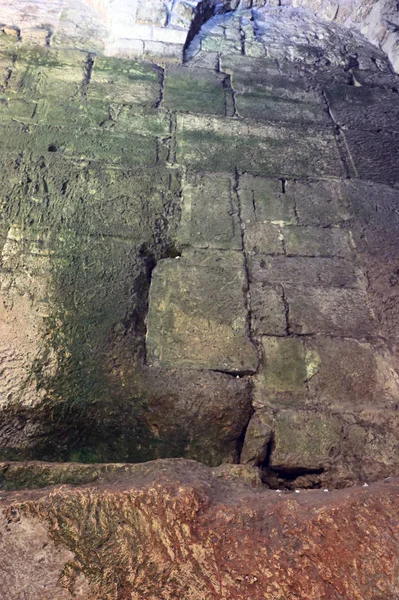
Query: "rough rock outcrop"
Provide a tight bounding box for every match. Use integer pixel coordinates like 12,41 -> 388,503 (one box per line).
1,459 -> 399,599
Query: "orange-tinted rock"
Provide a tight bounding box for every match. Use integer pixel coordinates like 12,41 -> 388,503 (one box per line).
1,459 -> 399,599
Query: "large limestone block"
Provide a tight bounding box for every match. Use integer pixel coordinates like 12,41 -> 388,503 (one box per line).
285,285 -> 376,336
259,336 -> 307,399
325,84 -> 399,132
270,409 -> 342,472
0,123 -> 161,167
88,55 -> 162,105
249,255 -> 365,289
249,282 -> 287,336
292,178 -> 354,226
176,114 -> 345,178
244,223 -> 284,255
146,250 -> 258,373
305,337 -> 399,410
7,47 -> 87,101
343,128 -> 399,184
283,225 -> 353,258
163,65 -> 229,115
239,174 -> 296,225
222,55 -> 329,125
178,171 -> 241,250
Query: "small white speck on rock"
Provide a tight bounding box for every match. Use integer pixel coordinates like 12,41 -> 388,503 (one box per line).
363,483 -> 369,487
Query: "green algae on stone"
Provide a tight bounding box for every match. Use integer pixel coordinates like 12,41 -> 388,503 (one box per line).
176,114 -> 344,178
260,337 -> 307,395
163,65 -> 228,115
146,250 -> 258,373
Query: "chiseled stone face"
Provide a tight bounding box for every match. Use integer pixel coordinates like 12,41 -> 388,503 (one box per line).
270,409 -> 342,472
146,250 -> 258,373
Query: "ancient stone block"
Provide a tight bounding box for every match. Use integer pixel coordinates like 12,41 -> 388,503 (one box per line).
244,223 -> 283,255
239,175 -> 296,225
0,123 -> 160,167
305,337 -> 399,410
260,336 -> 307,394
178,171 -> 241,250
240,409 -> 273,466
293,179 -> 354,226
163,65 -> 228,115
283,225 -> 353,258
88,55 -> 162,106
176,114 -> 345,178
250,283 -> 287,336
223,56 -> 329,125
248,255 -> 365,289
7,47 -> 87,100
146,250 -> 258,373
285,286 -> 376,336
270,409 -> 342,472
325,84 -> 399,132
137,366 -> 253,465
136,0 -> 168,26
343,128 -> 399,185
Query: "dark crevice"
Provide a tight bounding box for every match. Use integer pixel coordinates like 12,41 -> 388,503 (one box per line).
183,1 -> 218,58
222,73 -> 236,117
45,29 -> 54,48
154,66 -> 165,109
236,401 -> 256,464
322,89 -> 357,179
82,53 -> 95,98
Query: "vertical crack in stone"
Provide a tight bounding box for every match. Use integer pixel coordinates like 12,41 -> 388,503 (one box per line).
168,112 -> 178,163
222,73 -> 236,116
322,90 -> 358,178
154,65 -> 165,109
82,53 -> 95,99
233,168 -> 260,369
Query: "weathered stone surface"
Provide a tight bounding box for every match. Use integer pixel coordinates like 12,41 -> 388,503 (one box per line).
146,250 -> 258,373
178,171 -> 241,250
176,114 -> 345,178
222,55 -> 329,124
283,225 -> 353,258
249,255 -> 365,289
240,409 -> 272,466
88,55 -> 162,105
249,282 -> 287,336
270,409 -> 342,472
1,460 -> 399,599
239,174 -> 296,225
244,222 -> 283,255
305,337 -> 399,410
325,84 -> 399,132
163,65 -> 229,115
293,178 -> 354,226
344,128 -> 399,184
285,285 -> 376,336
259,336 -> 307,396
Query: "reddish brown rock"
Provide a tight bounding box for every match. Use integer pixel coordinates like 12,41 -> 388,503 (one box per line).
1,459 -> 399,599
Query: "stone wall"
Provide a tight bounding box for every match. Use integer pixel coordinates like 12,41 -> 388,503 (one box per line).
0,5 -> 398,492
